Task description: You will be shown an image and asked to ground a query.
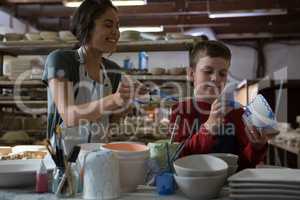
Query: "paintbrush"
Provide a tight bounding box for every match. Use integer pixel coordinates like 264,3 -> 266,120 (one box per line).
56,146 -> 81,196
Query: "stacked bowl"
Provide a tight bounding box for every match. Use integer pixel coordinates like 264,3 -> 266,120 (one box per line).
210,153 -> 239,177
173,154 -> 228,200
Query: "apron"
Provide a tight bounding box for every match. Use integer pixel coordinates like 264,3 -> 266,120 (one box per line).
60,47 -> 113,146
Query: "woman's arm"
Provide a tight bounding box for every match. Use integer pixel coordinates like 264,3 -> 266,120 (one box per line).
49,78 -> 130,127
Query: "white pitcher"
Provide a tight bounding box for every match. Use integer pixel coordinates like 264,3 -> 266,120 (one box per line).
82,149 -> 120,200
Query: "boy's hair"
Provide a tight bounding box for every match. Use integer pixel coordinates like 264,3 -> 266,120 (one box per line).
190,40 -> 231,68
71,0 -> 117,45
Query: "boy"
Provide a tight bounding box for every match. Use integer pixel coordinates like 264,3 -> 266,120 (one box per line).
169,40 -> 271,169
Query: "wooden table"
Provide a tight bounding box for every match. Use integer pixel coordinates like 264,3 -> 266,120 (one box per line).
0,187 -> 230,200
268,140 -> 300,168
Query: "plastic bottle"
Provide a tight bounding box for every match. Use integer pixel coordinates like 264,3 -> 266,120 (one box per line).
36,160 -> 48,193
138,51 -> 149,70
123,57 -> 132,69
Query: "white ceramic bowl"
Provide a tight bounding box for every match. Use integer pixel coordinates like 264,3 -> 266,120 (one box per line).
12,145 -> 47,154
174,154 -> 228,177
174,173 -> 227,200
209,153 -> 239,166
40,31 -> 58,40
25,33 -> 42,41
228,165 -> 238,177
149,67 -> 165,75
58,31 -> 76,41
168,67 -> 186,75
4,33 -> 24,41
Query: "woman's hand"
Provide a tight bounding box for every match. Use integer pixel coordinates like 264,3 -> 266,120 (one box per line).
204,98 -> 233,134
113,75 -> 149,107
113,75 -> 134,106
134,80 -> 149,96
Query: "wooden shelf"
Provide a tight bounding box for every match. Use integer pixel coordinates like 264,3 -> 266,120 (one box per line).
269,140 -> 300,155
0,76 -> 189,84
0,129 -> 45,133
0,80 -> 44,87
117,39 -> 194,52
0,39 -> 194,55
0,100 -> 47,105
0,42 -> 74,55
130,75 -> 189,81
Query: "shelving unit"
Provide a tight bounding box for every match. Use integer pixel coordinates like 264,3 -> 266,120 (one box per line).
0,80 -> 44,87
0,100 -> 47,105
0,39 -> 195,144
0,39 -> 194,55
131,75 -> 188,81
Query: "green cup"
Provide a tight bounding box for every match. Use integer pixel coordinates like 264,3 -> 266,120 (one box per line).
148,140 -> 179,170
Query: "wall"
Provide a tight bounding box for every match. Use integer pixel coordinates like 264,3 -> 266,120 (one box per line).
108,43 -> 259,85
0,9 -> 36,34
264,41 -> 300,80
107,51 -> 189,69
227,44 -> 258,83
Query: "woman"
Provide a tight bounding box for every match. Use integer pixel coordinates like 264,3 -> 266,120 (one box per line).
169,40 -> 274,169
43,0 -> 143,142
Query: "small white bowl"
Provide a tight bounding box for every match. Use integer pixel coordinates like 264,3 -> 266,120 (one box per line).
174,154 -> 228,177
209,153 -> 239,166
25,32 -> 42,41
40,31 -> 58,40
228,165 -> 238,176
174,173 -> 227,200
149,67 -> 165,75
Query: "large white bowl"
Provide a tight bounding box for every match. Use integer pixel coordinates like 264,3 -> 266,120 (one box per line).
174,173 -> 227,200
118,159 -> 147,192
209,153 -> 239,166
101,142 -> 149,192
174,154 -> 228,177
101,142 -> 149,160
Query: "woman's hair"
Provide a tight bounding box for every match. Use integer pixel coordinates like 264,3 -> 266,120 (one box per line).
71,0 -> 117,45
190,40 -> 231,68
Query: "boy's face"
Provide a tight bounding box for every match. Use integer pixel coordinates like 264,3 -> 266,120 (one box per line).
189,56 -> 230,101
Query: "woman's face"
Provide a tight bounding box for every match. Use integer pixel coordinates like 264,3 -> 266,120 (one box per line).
88,7 -> 120,53
189,56 -> 230,101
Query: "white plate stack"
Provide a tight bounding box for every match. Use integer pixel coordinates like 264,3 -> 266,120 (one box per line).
228,168 -> 300,200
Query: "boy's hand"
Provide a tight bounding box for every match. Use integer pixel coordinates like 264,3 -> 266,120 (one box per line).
244,124 -> 275,150
204,98 -> 233,134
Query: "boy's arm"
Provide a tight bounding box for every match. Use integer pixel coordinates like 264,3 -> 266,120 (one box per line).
233,110 -> 267,169
169,109 -> 218,156
182,125 -> 218,156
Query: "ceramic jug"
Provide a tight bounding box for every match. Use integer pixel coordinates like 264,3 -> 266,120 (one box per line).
82,149 -> 120,200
